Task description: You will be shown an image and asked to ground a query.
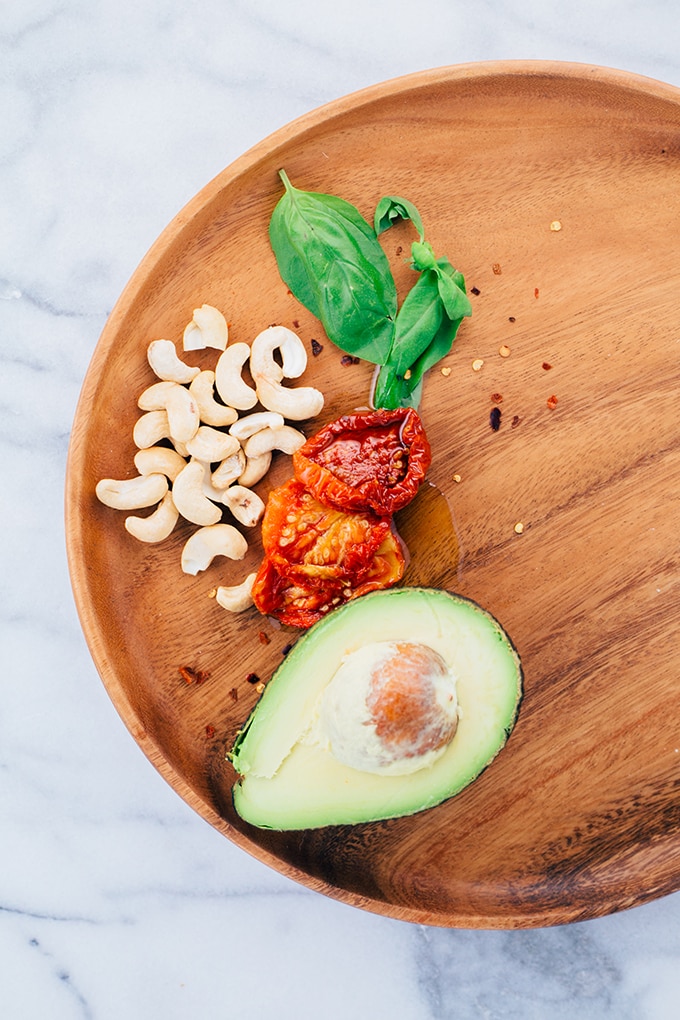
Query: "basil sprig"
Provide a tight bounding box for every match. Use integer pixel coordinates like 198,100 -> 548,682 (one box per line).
269,174 -> 471,409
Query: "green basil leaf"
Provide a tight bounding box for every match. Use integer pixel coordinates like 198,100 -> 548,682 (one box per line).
388,269 -> 444,374
405,313 -> 466,393
432,258 -> 473,321
374,195 -> 425,241
269,171 -> 397,364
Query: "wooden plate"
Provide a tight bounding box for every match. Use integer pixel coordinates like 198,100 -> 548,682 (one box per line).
65,61 -> 680,928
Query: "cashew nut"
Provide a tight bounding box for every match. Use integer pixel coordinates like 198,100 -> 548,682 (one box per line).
147,339 -> 200,384
185,426 -> 241,464
172,460 -> 222,526
242,425 -> 307,459
215,572 -> 256,613
124,491 -> 179,542
137,380 -> 182,410
181,523 -> 248,575
133,409 -> 171,449
214,343 -> 258,410
255,376 -> 325,420
198,460 -> 231,503
249,325 -> 308,381
211,448 -> 246,489
237,452 -> 272,488
136,382 -> 200,444
96,473 -> 168,510
183,304 -> 229,352
228,411 -> 284,441
221,485 -> 265,528
189,370 -> 238,427
133,446 -> 188,483
249,326 -> 324,420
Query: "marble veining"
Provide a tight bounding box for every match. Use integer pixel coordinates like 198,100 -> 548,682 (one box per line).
2,1 -> 680,1017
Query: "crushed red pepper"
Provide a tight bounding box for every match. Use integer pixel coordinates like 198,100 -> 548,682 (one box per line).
311,338 -> 323,356
340,354 -> 360,366
229,688 -> 239,702
179,665 -> 210,685
205,724 -> 216,739
547,394 -> 559,410
542,362 -> 553,371
490,392 -> 503,403
490,407 -> 502,431
246,672 -> 260,685
258,630 -> 271,645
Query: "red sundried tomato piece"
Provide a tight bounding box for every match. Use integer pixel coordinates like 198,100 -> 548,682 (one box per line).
292,407 -> 431,515
251,531 -> 405,629
261,478 -> 393,584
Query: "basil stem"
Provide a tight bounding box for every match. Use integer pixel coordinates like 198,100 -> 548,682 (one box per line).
269,170 -> 397,364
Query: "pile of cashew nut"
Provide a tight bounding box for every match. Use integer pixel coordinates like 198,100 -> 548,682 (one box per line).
95,305 -> 324,613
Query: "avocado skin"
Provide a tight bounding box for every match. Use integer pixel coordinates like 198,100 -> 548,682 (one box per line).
230,587 -> 523,830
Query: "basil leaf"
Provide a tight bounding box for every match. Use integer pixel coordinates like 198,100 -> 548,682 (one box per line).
269,171 -> 397,364
374,195 -> 425,241
405,313 -> 466,394
432,258 -> 472,321
388,269 -> 444,374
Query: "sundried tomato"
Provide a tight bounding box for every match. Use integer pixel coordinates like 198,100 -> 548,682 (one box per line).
252,478 -> 405,628
260,478 -> 393,585
251,530 -> 405,629
292,407 -> 431,515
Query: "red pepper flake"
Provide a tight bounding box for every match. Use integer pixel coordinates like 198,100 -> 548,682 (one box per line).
292,319 -> 300,329
547,394 -> 559,410
281,643 -> 293,657
490,392 -> 503,403
341,355 -> 360,366
490,407 -> 502,431
508,316 -> 516,323
258,630 -> 271,645
542,362 -> 552,371
179,665 -> 210,685
205,724 -> 216,739
492,263 -> 502,275
471,285 -> 481,295
229,688 -> 238,702
534,287 -> 540,299
511,415 -> 521,429
311,338 -> 324,356
395,245 -> 403,256
246,672 -> 260,685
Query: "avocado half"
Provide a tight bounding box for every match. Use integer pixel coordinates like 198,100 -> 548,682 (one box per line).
230,587 -> 523,830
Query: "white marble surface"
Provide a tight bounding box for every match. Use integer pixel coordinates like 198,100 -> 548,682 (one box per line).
2,1 -> 680,1017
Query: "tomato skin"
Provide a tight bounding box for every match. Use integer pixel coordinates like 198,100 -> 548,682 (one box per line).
292,407 -> 431,515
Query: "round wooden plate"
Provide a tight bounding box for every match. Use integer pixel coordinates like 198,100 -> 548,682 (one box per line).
65,61 -> 680,928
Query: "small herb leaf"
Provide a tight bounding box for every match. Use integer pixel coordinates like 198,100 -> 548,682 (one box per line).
374,195 -> 425,241
269,171 -> 397,364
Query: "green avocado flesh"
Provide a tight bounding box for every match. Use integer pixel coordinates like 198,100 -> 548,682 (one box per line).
230,587 -> 522,830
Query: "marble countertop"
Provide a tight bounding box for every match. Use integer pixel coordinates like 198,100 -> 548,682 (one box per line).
3,1 -> 680,1017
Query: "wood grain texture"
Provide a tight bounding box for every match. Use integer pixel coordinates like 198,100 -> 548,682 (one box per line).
65,62 -> 680,928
